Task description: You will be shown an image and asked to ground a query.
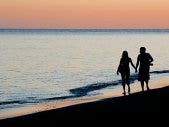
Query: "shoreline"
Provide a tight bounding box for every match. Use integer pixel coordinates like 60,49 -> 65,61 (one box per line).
1,85 -> 169,126
0,76 -> 169,121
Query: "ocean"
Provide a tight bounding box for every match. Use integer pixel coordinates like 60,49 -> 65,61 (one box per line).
0,29 -> 169,112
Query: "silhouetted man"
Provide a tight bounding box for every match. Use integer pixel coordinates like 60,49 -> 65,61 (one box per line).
136,47 -> 153,91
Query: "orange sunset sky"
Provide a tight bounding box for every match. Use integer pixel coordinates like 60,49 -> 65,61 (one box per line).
0,0 -> 169,29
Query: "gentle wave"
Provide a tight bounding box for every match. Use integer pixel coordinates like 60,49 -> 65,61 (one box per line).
70,70 -> 169,97
1,69 -> 169,107
0,100 -> 27,106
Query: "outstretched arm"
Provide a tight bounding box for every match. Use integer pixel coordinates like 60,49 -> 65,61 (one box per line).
136,56 -> 139,72
130,59 -> 136,70
149,54 -> 154,63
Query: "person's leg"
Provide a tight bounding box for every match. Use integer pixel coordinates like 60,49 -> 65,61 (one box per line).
126,73 -> 130,93
127,84 -> 130,94
121,74 -> 126,94
141,80 -> 144,91
122,85 -> 126,95
145,80 -> 149,90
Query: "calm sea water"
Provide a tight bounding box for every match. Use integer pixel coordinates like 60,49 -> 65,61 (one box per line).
0,29 -> 169,110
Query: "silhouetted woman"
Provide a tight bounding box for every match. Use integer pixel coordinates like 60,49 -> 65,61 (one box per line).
117,51 -> 136,95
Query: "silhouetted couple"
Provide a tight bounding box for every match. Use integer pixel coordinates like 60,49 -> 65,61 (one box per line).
117,47 -> 153,95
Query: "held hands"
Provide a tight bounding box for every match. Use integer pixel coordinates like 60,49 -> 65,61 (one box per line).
134,66 -> 137,73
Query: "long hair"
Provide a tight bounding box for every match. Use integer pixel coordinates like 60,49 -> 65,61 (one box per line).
121,51 -> 129,59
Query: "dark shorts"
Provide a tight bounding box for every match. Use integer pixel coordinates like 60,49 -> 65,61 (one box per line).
138,67 -> 150,81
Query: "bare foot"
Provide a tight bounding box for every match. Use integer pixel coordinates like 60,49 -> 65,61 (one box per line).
122,92 -> 126,96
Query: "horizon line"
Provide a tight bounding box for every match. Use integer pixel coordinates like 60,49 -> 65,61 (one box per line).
1,28 -> 169,30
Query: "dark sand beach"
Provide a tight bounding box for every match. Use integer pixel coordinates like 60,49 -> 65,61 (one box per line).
1,86 -> 169,126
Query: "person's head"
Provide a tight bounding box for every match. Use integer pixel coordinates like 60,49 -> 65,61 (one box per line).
122,51 -> 128,59
140,47 -> 146,54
